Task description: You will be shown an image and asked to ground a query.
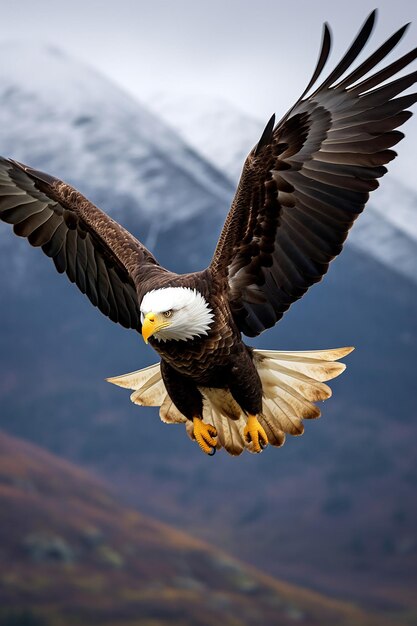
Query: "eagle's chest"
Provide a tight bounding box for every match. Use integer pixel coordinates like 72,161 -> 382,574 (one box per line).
150,324 -> 237,385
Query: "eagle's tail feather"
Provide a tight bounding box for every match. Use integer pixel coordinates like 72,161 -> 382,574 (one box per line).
105,346 -> 353,456
254,346 -> 354,444
106,363 -> 161,396
106,363 -> 168,408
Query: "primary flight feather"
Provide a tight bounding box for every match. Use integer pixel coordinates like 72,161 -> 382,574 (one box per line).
1,10 -> 416,456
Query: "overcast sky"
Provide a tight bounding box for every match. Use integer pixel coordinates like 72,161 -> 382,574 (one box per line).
1,0 -> 417,185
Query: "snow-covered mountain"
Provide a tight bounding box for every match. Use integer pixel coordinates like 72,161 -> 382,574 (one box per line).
0,44 -> 232,229
150,94 -> 261,182
149,94 -> 257,182
149,93 -> 417,285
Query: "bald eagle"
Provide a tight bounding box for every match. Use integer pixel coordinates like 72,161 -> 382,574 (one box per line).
1,10 -> 416,456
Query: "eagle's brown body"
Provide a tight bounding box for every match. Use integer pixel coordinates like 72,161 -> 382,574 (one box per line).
145,270 -> 263,420
1,10 -> 416,455
147,272 -> 235,383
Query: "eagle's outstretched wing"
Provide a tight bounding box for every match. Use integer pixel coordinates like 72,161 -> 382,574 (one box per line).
0,158 -> 167,330
210,10 -> 417,337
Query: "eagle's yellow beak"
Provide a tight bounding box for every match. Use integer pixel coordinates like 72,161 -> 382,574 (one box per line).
141,312 -> 170,344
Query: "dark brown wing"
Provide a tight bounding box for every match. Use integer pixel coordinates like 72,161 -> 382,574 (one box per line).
0,158 -> 166,330
210,10 -> 417,337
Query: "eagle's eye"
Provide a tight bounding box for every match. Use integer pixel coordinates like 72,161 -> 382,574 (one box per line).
163,309 -> 173,318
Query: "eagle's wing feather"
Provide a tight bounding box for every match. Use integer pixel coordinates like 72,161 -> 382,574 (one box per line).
209,11 -> 417,337
0,158 -> 166,330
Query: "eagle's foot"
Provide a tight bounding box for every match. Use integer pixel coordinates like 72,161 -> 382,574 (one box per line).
193,417 -> 217,456
244,415 -> 268,453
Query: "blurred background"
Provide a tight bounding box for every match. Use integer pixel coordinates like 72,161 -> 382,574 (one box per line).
0,1 -> 416,624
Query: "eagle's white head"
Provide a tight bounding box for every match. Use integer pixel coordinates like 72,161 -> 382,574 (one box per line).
140,287 -> 214,343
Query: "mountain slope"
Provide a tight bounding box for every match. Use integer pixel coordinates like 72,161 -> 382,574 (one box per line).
149,93 -> 417,285
0,44 -> 234,274
1,430 -> 396,626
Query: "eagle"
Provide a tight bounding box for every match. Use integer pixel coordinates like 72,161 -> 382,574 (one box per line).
1,10 -> 416,456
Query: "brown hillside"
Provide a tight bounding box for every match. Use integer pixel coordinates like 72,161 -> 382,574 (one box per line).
0,431 -> 400,626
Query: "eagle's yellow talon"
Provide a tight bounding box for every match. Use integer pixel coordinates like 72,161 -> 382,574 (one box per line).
193,417 -> 217,455
244,415 -> 268,453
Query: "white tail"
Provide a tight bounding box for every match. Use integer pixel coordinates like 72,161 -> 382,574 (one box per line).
106,346 -> 354,456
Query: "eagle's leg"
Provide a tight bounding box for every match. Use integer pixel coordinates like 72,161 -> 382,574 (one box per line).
244,415 -> 268,453
160,359 -> 217,455
227,349 -> 268,453
193,417 -> 217,456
